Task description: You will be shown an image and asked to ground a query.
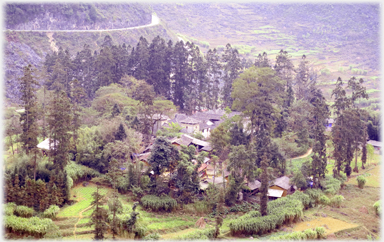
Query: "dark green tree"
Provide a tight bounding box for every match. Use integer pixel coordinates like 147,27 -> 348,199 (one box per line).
308,88 -> 329,187
148,137 -> 179,176
221,43 -> 241,108
115,123 -> 127,141
90,183 -> 109,240
254,52 -> 270,68
260,154 -> 269,216
171,40 -> 189,110
48,90 -> 72,170
19,64 -> 39,155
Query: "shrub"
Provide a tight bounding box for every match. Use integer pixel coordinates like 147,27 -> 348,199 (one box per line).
319,195 -> 330,205
315,226 -> 326,238
143,233 -> 160,240
43,205 -> 60,219
4,203 -> 17,216
14,205 -> 34,218
304,189 -> 323,207
132,185 -> 144,200
373,200 -> 381,216
322,175 -> 341,195
357,176 -> 367,189
230,195 -> 304,236
140,195 -> 177,212
177,227 -> 215,240
290,191 -> 311,209
330,195 -> 344,208
5,215 -> 60,238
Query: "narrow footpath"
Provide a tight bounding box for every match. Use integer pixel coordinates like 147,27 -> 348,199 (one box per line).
73,205 -> 93,239
291,148 -> 313,160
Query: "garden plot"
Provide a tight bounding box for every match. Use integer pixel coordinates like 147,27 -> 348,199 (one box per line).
292,217 -> 359,235
57,184 -> 109,217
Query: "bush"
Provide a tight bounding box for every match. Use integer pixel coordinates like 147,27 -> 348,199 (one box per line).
357,176 -> 367,188
330,195 -> 344,208
132,185 -> 144,200
290,191 -> 311,209
315,226 -> 326,238
14,205 -> 34,218
373,200 -> 381,216
304,189 -> 323,207
319,195 -> 330,205
143,233 -> 160,240
4,203 -> 17,216
43,205 -> 60,219
177,227 -> 215,240
322,175 -> 341,195
5,215 -> 60,238
140,195 -> 177,212
291,171 -> 307,190
229,195 -> 304,236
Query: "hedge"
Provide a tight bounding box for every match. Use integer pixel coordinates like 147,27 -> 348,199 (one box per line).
140,195 -> 177,212
14,205 -> 34,218
5,215 -> 60,238
177,227 -> 215,240
229,193 -> 305,236
304,189 -> 323,207
4,202 -> 17,216
269,227 -> 326,240
373,200 -> 381,216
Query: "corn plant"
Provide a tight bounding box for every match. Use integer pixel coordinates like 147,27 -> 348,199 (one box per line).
319,195 -> 330,205
229,194 -> 304,236
357,176 -> 367,189
330,195 -> 344,208
43,205 -> 60,219
177,227 -> 215,240
5,215 -> 60,238
304,188 -> 323,207
373,200 -> 381,216
14,205 -> 34,218
4,202 -> 17,216
290,191 -> 311,209
140,195 -> 177,212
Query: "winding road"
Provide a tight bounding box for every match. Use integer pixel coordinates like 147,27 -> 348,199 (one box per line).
5,13 -> 160,32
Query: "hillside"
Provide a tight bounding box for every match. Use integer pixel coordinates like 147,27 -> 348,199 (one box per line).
4,3 -> 178,103
152,3 -> 380,112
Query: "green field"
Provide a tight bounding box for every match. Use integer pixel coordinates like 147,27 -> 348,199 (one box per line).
57,184 -> 109,218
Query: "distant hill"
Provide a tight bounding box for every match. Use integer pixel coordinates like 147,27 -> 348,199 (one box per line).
5,3 -> 152,31
152,3 -> 379,70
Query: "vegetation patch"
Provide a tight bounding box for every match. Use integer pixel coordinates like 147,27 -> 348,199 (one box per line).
292,217 -> 359,235
57,184 -> 108,217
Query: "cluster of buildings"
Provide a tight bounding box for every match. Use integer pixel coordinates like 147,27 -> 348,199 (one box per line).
136,109 -> 297,201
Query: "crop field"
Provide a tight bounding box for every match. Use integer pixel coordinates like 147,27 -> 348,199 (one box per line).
293,217 -> 359,235
57,184 -> 109,218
